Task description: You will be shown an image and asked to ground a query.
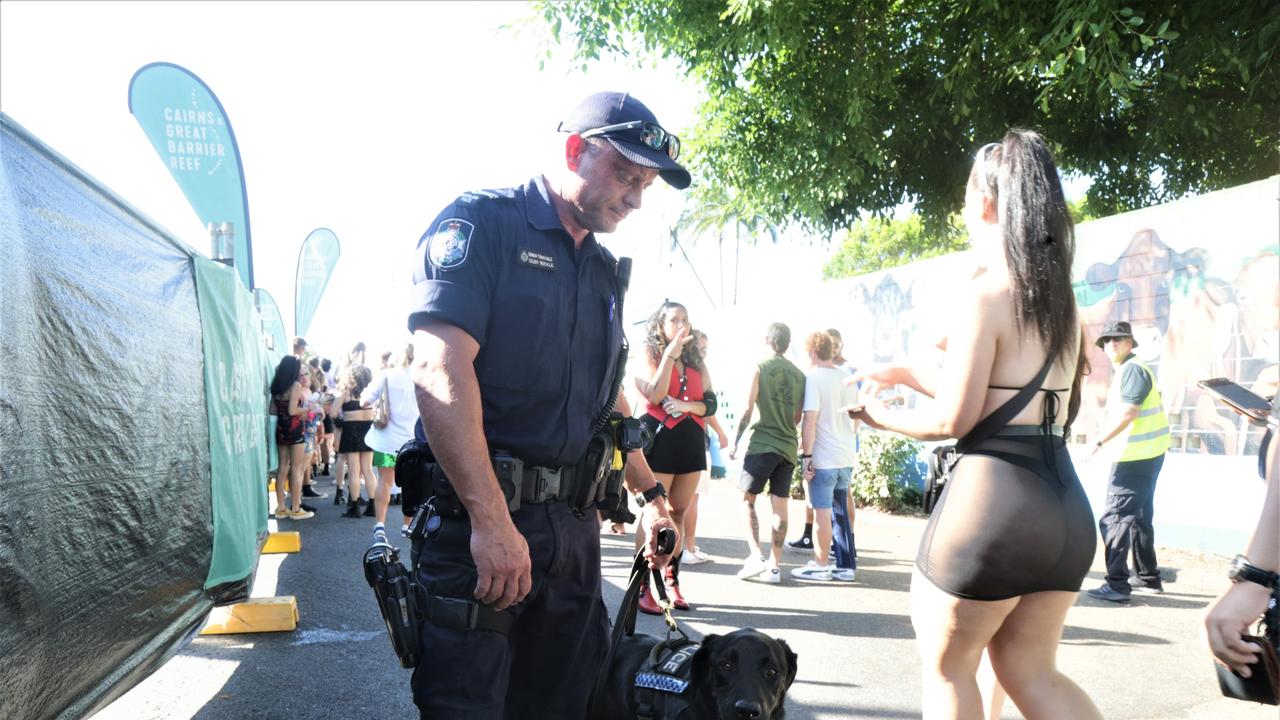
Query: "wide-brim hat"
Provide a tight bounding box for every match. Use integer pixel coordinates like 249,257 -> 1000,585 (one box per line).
559,91 -> 691,190
1095,321 -> 1138,349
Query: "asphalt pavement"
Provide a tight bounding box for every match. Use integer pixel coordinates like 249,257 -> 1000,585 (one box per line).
92,474 -> 1274,720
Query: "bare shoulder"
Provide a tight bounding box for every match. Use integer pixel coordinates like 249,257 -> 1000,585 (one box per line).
957,269 -> 1013,324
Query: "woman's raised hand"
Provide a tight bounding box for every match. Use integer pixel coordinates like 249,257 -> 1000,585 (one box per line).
663,326 -> 694,360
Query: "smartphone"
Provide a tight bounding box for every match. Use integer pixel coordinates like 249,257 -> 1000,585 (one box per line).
1198,378 -> 1273,425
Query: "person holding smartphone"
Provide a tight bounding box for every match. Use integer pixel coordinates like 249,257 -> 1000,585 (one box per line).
1205,397 -> 1279,680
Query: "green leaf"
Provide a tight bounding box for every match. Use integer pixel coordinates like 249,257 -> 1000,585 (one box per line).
1163,31 -> 1180,40
1108,71 -> 1126,89
1074,45 -> 1086,64
1128,16 -> 1144,26
1120,7 -> 1134,16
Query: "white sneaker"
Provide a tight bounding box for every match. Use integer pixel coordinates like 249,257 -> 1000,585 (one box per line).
691,547 -> 713,563
831,568 -> 856,582
737,555 -> 768,579
756,566 -> 782,584
790,561 -> 833,581
681,549 -> 709,565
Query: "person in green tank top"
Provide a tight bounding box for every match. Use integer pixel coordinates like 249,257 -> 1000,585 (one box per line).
730,322 -> 806,583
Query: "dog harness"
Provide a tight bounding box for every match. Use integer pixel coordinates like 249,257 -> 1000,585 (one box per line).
633,636 -> 701,720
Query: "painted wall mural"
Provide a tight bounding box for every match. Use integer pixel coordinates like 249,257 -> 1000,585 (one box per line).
827,177 -> 1279,458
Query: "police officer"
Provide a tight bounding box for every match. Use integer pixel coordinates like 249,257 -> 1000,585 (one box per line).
406,91 -> 686,719
1087,320 -> 1171,603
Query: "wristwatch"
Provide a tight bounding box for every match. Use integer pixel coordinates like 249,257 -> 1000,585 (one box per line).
636,483 -> 667,506
1228,554 -> 1280,589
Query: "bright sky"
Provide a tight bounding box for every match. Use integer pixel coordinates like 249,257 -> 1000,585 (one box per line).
2,0 -> 805,361
2,0 -> 1095,387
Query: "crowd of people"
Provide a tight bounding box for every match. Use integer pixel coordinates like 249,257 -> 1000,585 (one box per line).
256,91 -> 1277,720
268,336 -> 417,542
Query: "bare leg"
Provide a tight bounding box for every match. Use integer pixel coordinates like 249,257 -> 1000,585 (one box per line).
987,591 -> 1102,720
767,494 -> 789,566
812,507 -> 833,566
333,452 -> 347,494
741,492 -> 763,559
341,452 -> 361,501
978,650 -> 1006,720
275,446 -> 290,512
332,428 -> 346,492
360,452 -> 377,503
375,465 -> 394,525
910,567 -> 1017,720
665,471 -> 700,557
684,489 -> 701,553
287,443 -> 305,513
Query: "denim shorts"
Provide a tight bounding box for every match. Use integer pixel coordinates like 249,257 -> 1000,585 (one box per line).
809,467 -> 851,509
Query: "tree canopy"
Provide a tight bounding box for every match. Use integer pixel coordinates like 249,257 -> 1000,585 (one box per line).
822,214 -> 966,279
534,1 -> 1280,235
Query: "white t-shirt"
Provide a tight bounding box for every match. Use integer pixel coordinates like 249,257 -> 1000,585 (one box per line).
803,366 -> 859,469
361,367 -> 418,455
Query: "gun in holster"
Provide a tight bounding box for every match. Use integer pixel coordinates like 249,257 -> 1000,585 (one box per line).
363,540 -> 422,668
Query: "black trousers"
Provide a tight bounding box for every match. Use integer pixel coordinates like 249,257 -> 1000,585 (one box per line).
1099,454 -> 1164,592
410,501 -> 610,719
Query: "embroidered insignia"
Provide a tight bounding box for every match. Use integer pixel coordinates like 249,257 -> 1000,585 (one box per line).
517,248 -> 556,271
428,219 -> 474,270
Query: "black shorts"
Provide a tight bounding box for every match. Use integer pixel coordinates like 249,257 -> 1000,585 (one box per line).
643,416 -> 707,475
739,452 -> 795,497
322,416 -> 334,433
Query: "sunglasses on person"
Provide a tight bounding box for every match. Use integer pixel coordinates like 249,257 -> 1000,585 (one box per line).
580,121 -> 681,161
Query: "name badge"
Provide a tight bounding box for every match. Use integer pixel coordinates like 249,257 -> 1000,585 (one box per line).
517,248 -> 556,271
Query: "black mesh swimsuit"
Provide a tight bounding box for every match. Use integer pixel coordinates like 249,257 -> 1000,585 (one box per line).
915,358 -> 1098,601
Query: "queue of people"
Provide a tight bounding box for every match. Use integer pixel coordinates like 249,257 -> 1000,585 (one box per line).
267,336 -> 415,539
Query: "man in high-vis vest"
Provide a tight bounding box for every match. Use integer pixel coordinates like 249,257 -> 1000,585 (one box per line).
1087,321 -> 1171,603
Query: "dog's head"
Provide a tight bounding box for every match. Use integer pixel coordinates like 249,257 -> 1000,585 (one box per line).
692,628 -> 797,719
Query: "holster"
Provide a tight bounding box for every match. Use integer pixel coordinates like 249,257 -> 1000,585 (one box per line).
363,541 -> 422,668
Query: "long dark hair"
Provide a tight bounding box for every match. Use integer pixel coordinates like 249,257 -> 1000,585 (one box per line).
643,301 -> 702,370
971,129 -> 1077,362
270,355 -> 301,398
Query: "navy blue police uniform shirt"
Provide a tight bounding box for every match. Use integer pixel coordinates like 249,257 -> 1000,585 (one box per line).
408,175 -> 624,468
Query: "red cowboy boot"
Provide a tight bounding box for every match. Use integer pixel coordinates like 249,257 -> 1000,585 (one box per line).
637,577 -> 663,615
664,566 -> 690,610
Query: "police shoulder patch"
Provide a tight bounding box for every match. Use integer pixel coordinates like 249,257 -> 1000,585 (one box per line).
428,218 -> 475,270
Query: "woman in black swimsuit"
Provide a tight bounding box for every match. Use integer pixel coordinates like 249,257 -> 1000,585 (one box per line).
853,130 -> 1101,720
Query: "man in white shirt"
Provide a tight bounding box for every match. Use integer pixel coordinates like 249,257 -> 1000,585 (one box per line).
792,332 -> 859,582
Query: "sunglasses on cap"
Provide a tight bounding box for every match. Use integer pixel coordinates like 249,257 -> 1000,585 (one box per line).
580,121 -> 681,161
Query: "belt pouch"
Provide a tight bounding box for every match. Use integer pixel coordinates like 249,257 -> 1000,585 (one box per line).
491,452 -> 523,513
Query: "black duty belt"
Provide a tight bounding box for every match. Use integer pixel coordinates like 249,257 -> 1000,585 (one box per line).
519,464 -> 579,504
423,594 -> 514,635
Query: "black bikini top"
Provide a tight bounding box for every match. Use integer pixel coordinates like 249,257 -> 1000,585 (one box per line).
958,355 -> 1060,453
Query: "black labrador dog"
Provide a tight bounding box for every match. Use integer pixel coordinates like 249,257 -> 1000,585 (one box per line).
592,628 -> 798,719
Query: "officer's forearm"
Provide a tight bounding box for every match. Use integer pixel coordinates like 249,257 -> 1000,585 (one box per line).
622,448 -> 660,496
412,328 -> 510,528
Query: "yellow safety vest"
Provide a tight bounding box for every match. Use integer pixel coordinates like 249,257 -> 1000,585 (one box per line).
1106,356 -> 1170,462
